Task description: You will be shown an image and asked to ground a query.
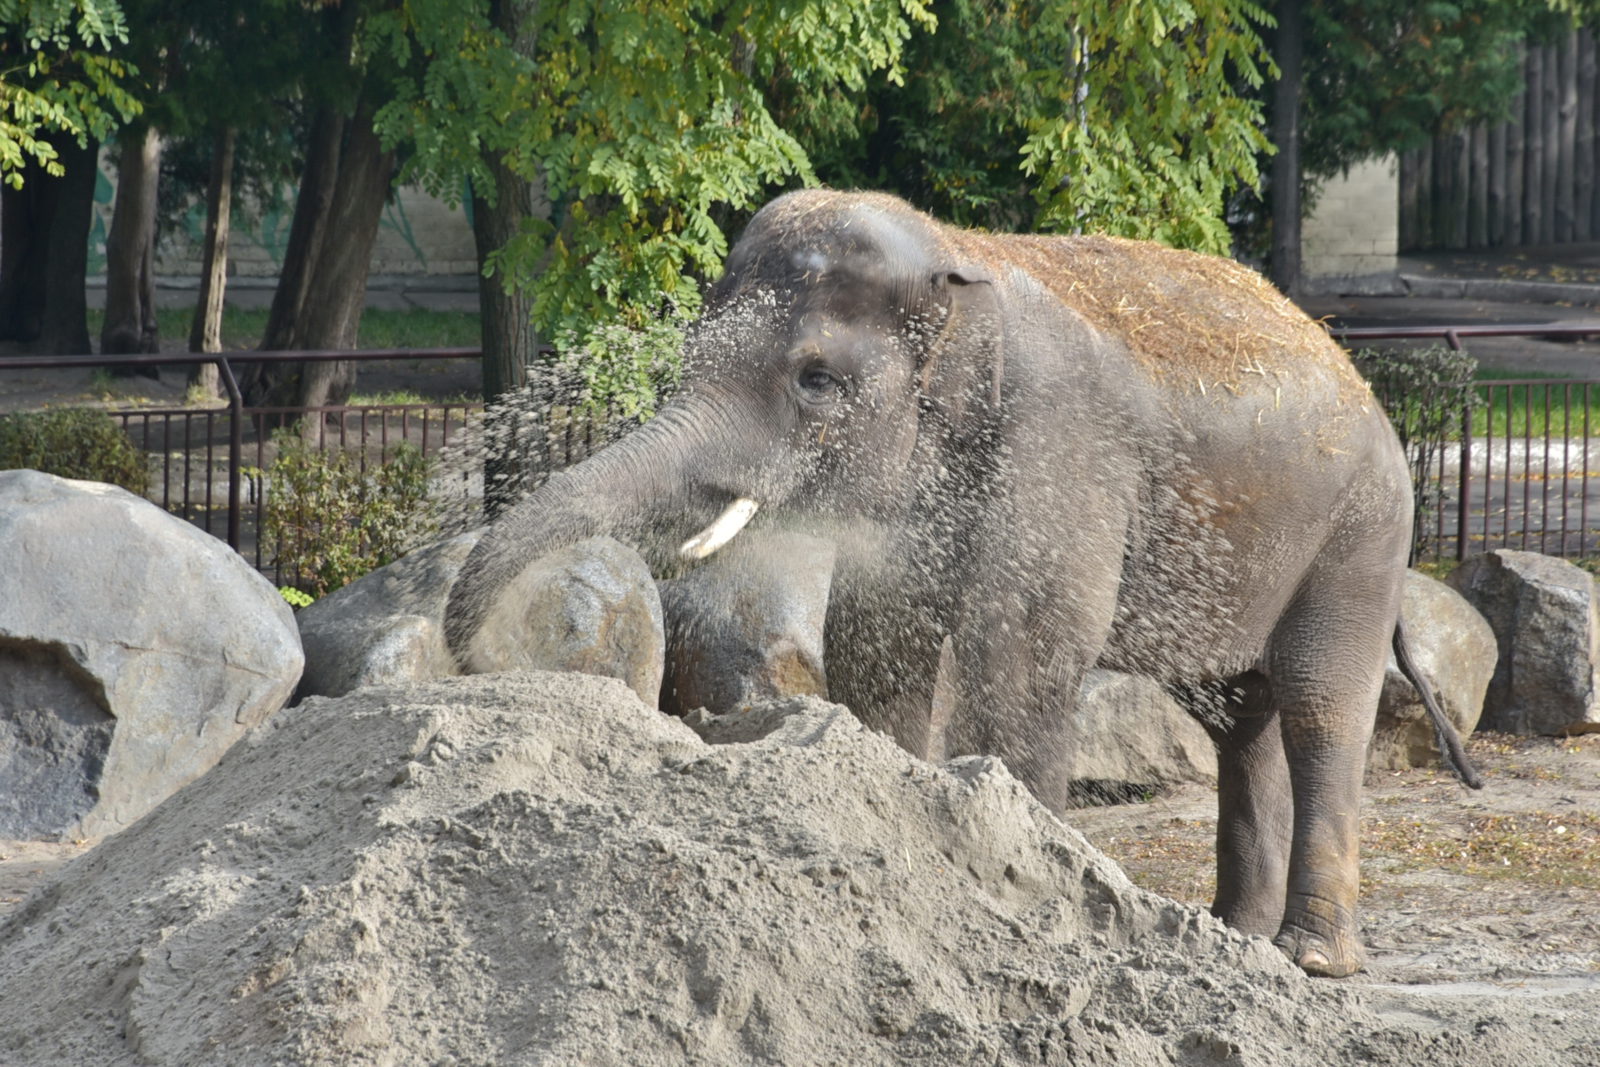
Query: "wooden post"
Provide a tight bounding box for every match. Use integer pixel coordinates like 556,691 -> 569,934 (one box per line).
1399,149 -> 1421,250
1416,140 -> 1435,249
1451,127 -> 1472,248
1508,48 -> 1527,247
1581,30 -> 1598,239
1488,120 -> 1507,246
1556,32 -> 1578,243
1469,124 -> 1490,248
1525,45 -> 1544,244
1541,41 -> 1560,244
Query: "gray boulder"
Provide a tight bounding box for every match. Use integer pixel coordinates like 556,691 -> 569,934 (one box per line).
1370,570 -> 1496,770
1448,549 -> 1600,734
296,529 -> 483,700
0,470 -> 303,839
1061,670 -> 1218,805
455,535 -> 664,706
658,531 -> 834,717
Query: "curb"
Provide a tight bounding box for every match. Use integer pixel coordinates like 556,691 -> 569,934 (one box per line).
1399,273 -> 1600,308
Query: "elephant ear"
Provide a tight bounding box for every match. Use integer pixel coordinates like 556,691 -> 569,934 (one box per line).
918,268 -> 1004,433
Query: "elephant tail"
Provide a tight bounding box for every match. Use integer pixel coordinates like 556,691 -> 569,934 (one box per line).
1392,618 -> 1484,790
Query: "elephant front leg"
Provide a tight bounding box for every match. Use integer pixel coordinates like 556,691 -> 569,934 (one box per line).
943,591 -> 1107,814
824,572 -> 946,760
1184,674 -> 1292,939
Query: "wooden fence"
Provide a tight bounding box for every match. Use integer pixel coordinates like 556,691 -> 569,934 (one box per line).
1399,29 -> 1599,251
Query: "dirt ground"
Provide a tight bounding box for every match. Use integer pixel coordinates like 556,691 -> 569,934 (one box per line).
1069,730 -> 1600,991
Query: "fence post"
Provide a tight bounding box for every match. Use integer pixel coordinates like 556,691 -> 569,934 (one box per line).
1457,388 -> 1473,562
216,357 -> 243,551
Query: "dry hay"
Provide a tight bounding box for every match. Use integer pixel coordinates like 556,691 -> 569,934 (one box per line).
952,230 -> 1359,389
742,189 -> 1364,394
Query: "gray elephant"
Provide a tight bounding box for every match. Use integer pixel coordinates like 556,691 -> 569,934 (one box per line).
446,189 -> 1475,978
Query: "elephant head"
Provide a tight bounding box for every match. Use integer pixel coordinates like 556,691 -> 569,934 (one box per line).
444,191 -> 1006,671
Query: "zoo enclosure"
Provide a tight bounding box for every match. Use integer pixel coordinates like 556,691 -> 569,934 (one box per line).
7,325 -> 1600,577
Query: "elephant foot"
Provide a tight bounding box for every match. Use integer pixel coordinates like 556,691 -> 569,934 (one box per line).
1273,922 -> 1365,978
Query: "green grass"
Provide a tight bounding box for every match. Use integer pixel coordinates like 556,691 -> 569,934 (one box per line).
1471,371 -> 1600,440
85,306 -> 481,351
1381,367 -> 1600,442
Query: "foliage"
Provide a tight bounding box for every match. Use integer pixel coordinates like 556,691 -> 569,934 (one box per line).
1017,0 -> 1273,253
0,406 -> 149,493
1297,0 -> 1578,182
551,315 -> 685,420
264,434 -> 438,597
1353,344 -> 1481,561
791,0 -> 1274,250
0,0 -> 139,186
371,0 -> 932,348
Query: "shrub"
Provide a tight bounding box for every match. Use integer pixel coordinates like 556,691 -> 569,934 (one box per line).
0,408 -> 150,495
1353,345 -> 1482,561
264,434 -> 438,597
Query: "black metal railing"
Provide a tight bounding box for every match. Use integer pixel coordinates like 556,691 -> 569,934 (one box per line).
1330,322 -> 1600,561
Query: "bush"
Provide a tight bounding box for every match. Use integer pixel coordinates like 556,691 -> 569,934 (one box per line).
264,434 -> 438,597
1353,345 -> 1482,560
0,408 -> 150,495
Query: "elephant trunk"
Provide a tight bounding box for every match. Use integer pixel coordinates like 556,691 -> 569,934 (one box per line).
443,393 -> 763,667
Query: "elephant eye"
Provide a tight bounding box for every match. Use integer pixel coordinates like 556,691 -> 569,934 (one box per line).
799,366 -> 845,398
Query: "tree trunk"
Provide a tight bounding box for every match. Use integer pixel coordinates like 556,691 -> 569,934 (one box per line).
1268,0 -> 1303,295
101,124 -> 164,361
188,126 -> 236,398
473,157 -> 548,517
0,134 -> 98,354
260,107 -> 345,353
244,91 -> 395,426
293,95 -> 395,415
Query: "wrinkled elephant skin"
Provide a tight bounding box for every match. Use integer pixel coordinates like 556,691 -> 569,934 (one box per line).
447,191 -> 1417,977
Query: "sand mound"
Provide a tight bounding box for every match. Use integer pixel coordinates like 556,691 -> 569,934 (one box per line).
0,673 -> 1582,1065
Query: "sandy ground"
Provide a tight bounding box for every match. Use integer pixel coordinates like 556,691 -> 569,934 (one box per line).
1069,731 -> 1600,991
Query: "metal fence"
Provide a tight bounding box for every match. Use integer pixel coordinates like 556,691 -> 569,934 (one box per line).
1332,323 -> 1600,562
8,327 -> 1600,575
0,349 -> 603,587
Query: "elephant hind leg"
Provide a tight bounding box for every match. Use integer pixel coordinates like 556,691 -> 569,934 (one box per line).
1181,673 -> 1291,939
1265,568 -> 1398,978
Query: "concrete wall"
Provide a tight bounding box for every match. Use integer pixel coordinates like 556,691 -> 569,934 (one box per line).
1301,154 -> 1400,294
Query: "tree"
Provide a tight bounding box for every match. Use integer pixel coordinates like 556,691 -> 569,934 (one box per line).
243,0 -> 399,418
373,0 -> 932,396
1258,0 -> 1592,289
791,0 -> 1275,255
0,0 -> 138,352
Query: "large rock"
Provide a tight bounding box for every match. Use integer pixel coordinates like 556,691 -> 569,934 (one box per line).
456,535 -> 664,705
1448,549 -> 1600,734
1370,570 -> 1496,770
0,470 -> 303,839
1061,670 -> 1218,805
296,529 -> 483,700
658,531 -> 834,716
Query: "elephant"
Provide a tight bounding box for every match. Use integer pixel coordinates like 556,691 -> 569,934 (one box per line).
445,189 -> 1478,978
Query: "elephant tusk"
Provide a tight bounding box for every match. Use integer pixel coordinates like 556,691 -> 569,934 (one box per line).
679,497 -> 760,561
